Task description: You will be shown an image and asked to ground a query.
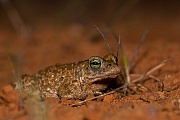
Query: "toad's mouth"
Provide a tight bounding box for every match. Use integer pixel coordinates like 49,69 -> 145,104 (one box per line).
88,73 -> 119,83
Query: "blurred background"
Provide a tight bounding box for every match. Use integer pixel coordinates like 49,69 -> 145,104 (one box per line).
0,0 -> 180,35
0,0 -> 179,86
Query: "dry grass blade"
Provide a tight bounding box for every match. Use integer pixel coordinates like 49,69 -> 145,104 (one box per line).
4,48 -> 24,109
94,25 -> 113,54
133,56 -> 175,83
116,35 -> 121,60
149,75 -> 164,91
107,25 -> 148,85
4,48 -> 17,80
131,63 -> 165,83
128,29 -> 148,70
126,28 -> 148,84
17,54 -> 23,110
70,84 -> 128,107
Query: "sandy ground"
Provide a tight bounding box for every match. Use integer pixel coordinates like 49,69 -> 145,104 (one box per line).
0,1 -> 180,120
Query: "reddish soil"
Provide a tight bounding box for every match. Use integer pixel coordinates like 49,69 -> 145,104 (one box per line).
0,1 -> 179,120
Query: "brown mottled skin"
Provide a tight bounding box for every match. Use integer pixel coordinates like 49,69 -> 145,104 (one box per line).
14,53 -> 121,100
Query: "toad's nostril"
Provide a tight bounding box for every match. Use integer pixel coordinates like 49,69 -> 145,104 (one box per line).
108,63 -> 112,67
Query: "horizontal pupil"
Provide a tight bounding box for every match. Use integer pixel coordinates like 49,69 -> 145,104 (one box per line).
92,62 -> 100,65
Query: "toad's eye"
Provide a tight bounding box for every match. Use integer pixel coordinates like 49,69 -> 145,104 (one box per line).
89,57 -> 102,72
